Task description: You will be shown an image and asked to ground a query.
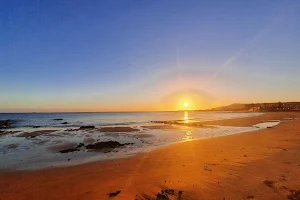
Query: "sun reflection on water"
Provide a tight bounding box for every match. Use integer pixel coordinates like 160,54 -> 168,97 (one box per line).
182,111 -> 194,141
182,128 -> 193,141
184,111 -> 189,123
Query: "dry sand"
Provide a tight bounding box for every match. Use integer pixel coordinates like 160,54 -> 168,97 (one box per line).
1,112 -> 300,200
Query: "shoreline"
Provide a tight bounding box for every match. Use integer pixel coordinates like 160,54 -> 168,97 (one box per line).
0,112 -> 299,170
0,112 -> 267,170
0,112 -> 291,172
1,112 -> 300,199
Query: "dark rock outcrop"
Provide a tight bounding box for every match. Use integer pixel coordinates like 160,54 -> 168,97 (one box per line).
19,130 -> 58,138
79,126 -> 95,129
75,143 -> 85,148
107,190 -> 121,198
164,189 -> 175,195
5,143 -> 19,149
0,120 -> 14,129
99,127 -> 139,132
58,141 -> 133,153
85,141 -> 133,150
288,189 -> 300,200
61,122 -> 68,124
53,118 -> 63,121
156,193 -> 169,200
59,148 -> 79,153
0,130 -> 20,137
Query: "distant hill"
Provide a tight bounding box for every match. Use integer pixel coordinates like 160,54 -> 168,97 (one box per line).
205,102 -> 300,112
208,103 -> 247,111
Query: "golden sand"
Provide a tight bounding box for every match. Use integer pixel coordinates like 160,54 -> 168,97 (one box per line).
1,112 -> 300,200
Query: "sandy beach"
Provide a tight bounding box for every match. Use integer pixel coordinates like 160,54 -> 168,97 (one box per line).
2,0 -> 300,199
1,112 -> 300,200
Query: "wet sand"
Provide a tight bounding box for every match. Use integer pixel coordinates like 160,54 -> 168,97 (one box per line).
1,112 -> 300,199
201,111 -> 300,127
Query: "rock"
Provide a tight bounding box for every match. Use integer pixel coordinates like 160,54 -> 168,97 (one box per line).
61,122 -> 68,124
267,126 -> 272,129
107,190 -> 121,198
204,165 -> 212,171
178,191 -> 183,199
0,120 -> 14,129
156,193 -> 169,200
263,180 -> 275,188
32,126 -> 41,128
80,126 -> 95,129
287,189 -> 300,200
99,127 -> 139,132
85,141 -> 131,150
59,148 -> 79,153
124,142 -> 134,145
0,130 -> 21,137
53,118 -> 63,121
5,143 -> 19,149
164,189 -> 175,195
75,143 -> 85,148
19,130 -> 57,138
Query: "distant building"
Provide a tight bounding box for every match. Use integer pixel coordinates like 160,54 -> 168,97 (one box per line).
248,107 -> 260,112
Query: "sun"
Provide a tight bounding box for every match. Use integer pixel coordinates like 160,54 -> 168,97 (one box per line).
183,102 -> 189,108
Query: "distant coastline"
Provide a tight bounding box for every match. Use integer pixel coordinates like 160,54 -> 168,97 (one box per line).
201,102 -> 300,112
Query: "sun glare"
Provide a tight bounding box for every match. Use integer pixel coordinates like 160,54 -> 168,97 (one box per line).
183,102 -> 189,108
184,111 -> 189,123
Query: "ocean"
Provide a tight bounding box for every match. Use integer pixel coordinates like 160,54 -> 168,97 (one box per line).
0,111 -> 261,129
0,111 -> 270,169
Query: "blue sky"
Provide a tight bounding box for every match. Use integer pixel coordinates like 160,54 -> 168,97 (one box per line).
0,0 -> 300,112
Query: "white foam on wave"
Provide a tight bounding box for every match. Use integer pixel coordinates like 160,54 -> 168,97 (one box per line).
0,112 -> 271,169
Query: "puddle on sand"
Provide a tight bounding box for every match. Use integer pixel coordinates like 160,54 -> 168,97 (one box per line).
254,121 -> 281,128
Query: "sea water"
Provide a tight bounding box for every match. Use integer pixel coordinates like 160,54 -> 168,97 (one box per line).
0,111 -> 266,169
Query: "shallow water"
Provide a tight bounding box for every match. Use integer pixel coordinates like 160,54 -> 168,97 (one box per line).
0,111 -> 265,169
0,111 -> 262,129
254,121 -> 281,128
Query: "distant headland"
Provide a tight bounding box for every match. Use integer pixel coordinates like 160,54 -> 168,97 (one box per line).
202,102 -> 300,112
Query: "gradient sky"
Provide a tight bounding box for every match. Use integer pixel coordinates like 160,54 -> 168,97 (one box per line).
1,0 -> 300,112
